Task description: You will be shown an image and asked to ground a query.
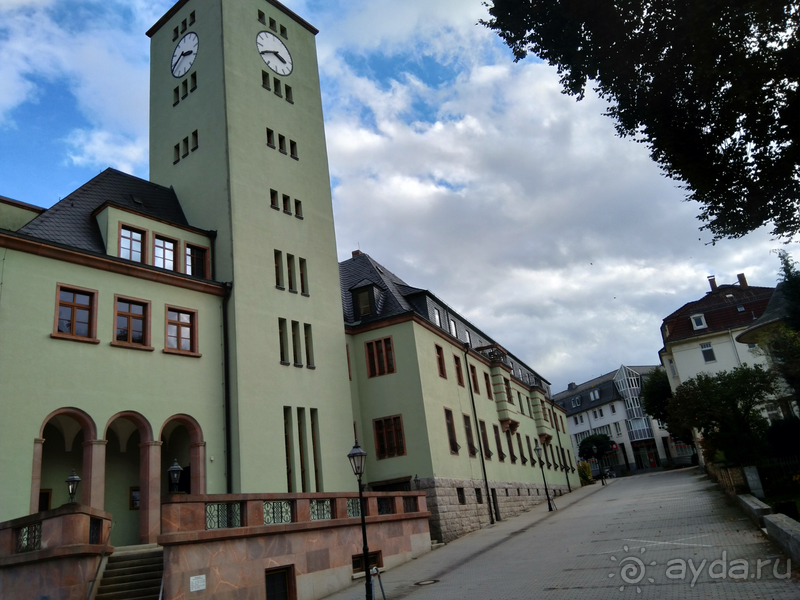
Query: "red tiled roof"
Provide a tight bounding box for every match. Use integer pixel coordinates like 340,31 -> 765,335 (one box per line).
662,285 -> 774,343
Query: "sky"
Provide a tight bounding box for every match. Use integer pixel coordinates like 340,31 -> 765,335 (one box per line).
0,0 -> 793,393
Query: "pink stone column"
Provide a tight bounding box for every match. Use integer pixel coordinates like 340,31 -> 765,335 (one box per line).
82,439 -> 107,510
140,440 -> 162,543
189,441 -> 206,495
29,438 -> 44,514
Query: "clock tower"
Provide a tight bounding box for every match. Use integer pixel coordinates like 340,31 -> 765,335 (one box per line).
147,0 -> 354,494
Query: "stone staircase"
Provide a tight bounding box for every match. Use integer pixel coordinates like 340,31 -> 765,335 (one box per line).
94,544 -> 164,600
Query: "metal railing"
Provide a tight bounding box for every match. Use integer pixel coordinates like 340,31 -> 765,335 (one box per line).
206,502 -> 243,529
376,498 -> 394,515
346,498 -> 361,518
263,500 -> 293,525
309,499 -> 332,521
15,522 -> 41,553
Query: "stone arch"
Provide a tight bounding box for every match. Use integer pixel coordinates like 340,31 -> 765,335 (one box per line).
159,414 -> 206,495
104,411 -> 159,544
33,407 -> 102,513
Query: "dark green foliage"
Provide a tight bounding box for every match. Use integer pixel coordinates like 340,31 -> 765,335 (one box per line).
640,367 -> 671,423
767,417 -> 800,458
669,364 -> 777,464
482,1 -> 800,239
578,433 -> 614,461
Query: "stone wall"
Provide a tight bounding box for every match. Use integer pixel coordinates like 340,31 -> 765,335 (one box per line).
420,477 -> 570,543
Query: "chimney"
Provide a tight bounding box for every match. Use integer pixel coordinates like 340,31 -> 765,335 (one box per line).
737,273 -> 748,288
568,382 -> 576,390
352,250 -> 363,258
707,276 -> 717,292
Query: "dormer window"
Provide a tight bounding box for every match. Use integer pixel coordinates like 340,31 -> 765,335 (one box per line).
690,314 -> 707,330
589,389 -> 600,401
120,226 -> 145,263
571,397 -> 581,408
433,308 -> 442,327
356,289 -> 371,317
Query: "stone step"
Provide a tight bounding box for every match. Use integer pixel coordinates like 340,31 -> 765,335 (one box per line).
95,585 -> 161,600
102,564 -> 164,580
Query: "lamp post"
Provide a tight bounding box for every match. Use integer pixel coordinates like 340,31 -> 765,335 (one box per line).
168,459 -> 183,493
533,445 -> 553,511
347,440 -> 372,600
592,445 -> 606,486
66,469 -> 81,503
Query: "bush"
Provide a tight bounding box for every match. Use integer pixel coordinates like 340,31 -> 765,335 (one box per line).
578,461 -> 594,486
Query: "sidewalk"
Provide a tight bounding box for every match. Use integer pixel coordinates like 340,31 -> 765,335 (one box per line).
322,478 -> 617,600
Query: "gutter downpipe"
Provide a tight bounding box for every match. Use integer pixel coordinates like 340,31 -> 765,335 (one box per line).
463,343 -> 494,525
209,229 -> 234,494
550,397 -> 571,492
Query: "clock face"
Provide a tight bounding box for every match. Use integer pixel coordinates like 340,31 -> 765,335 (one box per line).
257,31 -> 293,76
171,32 -> 199,78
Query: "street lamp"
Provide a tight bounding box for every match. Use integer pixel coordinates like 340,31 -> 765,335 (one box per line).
66,469 -> 81,503
533,445 -> 553,512
592,445 -> 606,486
168,459 -> 183,493
347,440 -> 372,600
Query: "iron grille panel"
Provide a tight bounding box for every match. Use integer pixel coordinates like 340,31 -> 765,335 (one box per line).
403,497 -> 417,513
346,498 -> 361,518
263,500 -> 293,525
309,499 -> 332,521
377,497 -> 394,515
89,518 -> 102,544
205,502 -> 242,530
16,523 -> 42,553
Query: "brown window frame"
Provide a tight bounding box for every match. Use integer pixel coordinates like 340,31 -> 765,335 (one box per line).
265,565 -> 297,600
517,433 -> 528,465
111,295 -> 153,351
373,415 -> 406,459
463,414 -> 477,457
356,289 -> 370,316
52,283 -> 100,344
435,345 -> 447,378
454,355 -> 464,386
163,305 -> 201,357
184,242 -> 210,279
365,336 -> 396,378
278,318 -> 289,365
470,364 -> 480,394
346,344 -> 352,380
444,408 -> 459,454
479,420 -> 492,460
119,223 -> 146,263
484,373 -> 493,400
493,424 -> 506,461
505,430 -> 517,463
504,378 -> 513,403
153,234 -> 178,271
526,436 -> 535,468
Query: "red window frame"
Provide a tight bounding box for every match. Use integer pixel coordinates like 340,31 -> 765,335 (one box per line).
52,283 -> 99,344
444,408 -> 459,454
454,355 -> 464,386
470,365 -> 480,394
373,415 -> 405,459
435,345 -> 447,378
365,337 -> 395,377
484,373 -> 493,400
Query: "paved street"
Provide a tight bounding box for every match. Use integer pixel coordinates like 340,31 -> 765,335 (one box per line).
324,468 -> 800,599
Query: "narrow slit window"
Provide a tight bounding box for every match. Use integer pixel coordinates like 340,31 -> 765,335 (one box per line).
274,250 -> 284,288
270,189 -> 279,209
454,355 -> 464,386
283,194 -> 291,213
285,85 -> 293,103
479,421 -> 492,459
290,140 -> 298,159
291,320 -> 301,365
269,17 -> 277,31
262,70 -> 271,89
304,324 -> 314,367
267,128 -> 275,147
181,80 -> 188,98
286,254 -> 296,292
435,345 -> 446,378
191,130 -> 198,150
294,199 -> 303,218
278,318 -> 288,364
494,424 -> 505,461
274,78 -> 282,97
173,87 -> 180,105
173,26 -> 179,41
181,19 -> 187,33
258,10 -> 266,24
278,135 -> 286,153
280,24 -> 288,38
444,408 -> 459,454
189,11 -> 195,25
190,72 -> 197,91
182,137 -> 189,157
464,414 -> 477,457
299,258 -> 308,295
173,144 -> 180,163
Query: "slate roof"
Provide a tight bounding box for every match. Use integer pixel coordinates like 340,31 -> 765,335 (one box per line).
18,168 -> 189,254
552,366 -> 656,417
736,282 -> 788,344
660,282 -> 773,344
339,251 -> 550,388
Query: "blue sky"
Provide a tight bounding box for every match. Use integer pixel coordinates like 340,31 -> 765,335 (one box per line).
0,0 -> 790,392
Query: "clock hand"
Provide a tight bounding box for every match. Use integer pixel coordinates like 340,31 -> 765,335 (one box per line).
181,50 -> 193,57
260,50 -> 287,64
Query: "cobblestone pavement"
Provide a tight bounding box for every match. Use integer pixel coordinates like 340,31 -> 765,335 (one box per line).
323,468 -> 800,599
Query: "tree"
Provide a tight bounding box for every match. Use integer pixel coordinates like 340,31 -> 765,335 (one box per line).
482,1 -> 800,239
578,433 -> 614,461
668,364 -> 777,464
639,366 -> 671,424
